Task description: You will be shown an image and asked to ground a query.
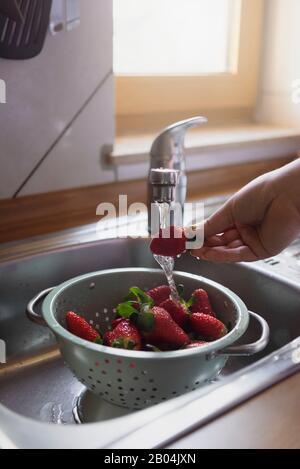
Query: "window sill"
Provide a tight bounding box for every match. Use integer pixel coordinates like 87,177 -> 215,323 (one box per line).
107,124 -> 300,172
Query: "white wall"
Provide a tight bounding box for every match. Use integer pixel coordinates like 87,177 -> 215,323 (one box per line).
256,0 -> 300,127
0,0 -> 115,199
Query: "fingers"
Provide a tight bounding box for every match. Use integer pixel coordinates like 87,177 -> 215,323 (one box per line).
191,225 -> 258,263
204,228 -> 240,247
235,223 -> 271,259
193,245 -> 258,263
204,201 -> 234,238
255,194 -> 300,257
227,239 -> 244,248
191,229 -> 241,262
186,204 -> 235,254
185,203 -> 235,246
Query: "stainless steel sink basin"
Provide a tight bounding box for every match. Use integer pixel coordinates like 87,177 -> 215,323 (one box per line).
0,236 -> 300,448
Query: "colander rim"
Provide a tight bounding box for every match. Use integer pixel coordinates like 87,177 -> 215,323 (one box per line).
42,268 -> 249,359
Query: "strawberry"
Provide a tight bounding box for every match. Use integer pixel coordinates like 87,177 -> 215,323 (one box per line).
111,317 -> 124,329
185,341 -> 208,349
190,289 -> 215,317
147,285 -> 171,306
104,319 -> 142,351
160,298 -> 189,327
150,226 -> 187,257
139,307 -> 189,348
190,313 -> 227,341
116,287 -> 189,348
66,312 -> 102,344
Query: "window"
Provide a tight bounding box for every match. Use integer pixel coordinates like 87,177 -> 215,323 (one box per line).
114,0 -> 264,124
114,0 -> 236,76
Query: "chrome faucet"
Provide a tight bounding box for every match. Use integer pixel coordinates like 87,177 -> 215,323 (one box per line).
148,116 -> 207,230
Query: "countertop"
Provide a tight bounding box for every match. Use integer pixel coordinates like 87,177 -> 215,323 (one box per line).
169,373 -> 300,449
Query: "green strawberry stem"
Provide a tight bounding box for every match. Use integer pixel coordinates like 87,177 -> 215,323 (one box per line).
94,336 -> 103,345
129,287 -> 153,306
111,338 -> 136,350
136,307 -> 155,332
117,288 -> 155,332
116,301 -> 137,318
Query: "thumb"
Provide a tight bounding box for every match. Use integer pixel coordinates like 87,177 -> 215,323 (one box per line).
204,201 -> 234,238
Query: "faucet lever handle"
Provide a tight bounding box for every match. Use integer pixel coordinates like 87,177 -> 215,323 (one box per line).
150,116 -> 208,163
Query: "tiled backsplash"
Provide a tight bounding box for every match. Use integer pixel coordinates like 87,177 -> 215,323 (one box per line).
0,0 -> 114,199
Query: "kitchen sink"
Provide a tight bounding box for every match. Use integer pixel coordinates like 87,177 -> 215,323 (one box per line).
0,236 -> 300,448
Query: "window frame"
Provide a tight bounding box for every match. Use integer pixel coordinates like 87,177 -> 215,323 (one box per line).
115,0 -> 264,118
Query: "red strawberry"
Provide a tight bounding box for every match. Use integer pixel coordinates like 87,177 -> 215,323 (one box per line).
185,341 -> 208,349
140,306 -> 189,348
66,312 -> 102,343
111,317 -> 124,329
150,226 -> 187,257
190,289 -> 215,317
190,313 -> 227,341
104,319 -> 142,351
147,285 -> 171,306
160,298 -> 189,327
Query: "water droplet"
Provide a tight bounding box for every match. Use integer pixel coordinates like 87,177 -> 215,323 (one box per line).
89,283 -> 96,290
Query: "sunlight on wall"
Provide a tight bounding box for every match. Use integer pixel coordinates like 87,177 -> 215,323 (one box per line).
114,0 -> 233,75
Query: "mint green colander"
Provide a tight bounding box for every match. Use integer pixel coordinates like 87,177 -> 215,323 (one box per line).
27,268 -> 269,410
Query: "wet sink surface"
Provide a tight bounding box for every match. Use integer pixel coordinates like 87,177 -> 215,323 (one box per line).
0,238 -> 300,446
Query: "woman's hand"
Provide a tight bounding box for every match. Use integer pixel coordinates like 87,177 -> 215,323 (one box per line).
191,159 -> 300,263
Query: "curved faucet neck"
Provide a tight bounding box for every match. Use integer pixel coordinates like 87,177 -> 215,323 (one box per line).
150,116 -> 207,167
148,115 -> 208,231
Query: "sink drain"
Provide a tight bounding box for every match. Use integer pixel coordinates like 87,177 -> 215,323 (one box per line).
73,388 -> 135,424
